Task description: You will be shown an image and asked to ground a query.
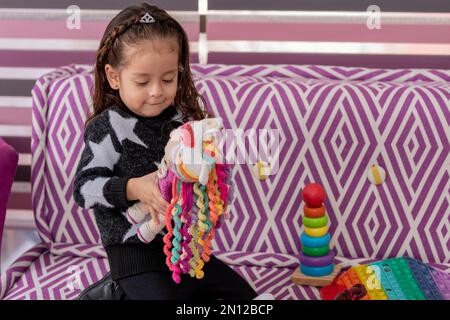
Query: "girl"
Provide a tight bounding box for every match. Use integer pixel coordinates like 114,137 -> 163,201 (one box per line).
73,3 -> 257,300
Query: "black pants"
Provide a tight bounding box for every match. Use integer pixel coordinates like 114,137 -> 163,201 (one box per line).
117,255 -> 257,300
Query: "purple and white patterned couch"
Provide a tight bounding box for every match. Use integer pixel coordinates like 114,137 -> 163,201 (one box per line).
0,64 -> 449,300
0,138 -> 19,254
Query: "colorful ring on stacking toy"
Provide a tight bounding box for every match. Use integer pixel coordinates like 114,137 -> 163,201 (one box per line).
302,245 -> 330,257
304,205 -> 325,218
302,215 -> 328,228
301,233 -> 330,248
299,250 -> 335,267
300,263 -> 334,277
304,226 -> 328,237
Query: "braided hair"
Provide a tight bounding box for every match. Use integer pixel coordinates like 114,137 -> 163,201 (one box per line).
87,2 -> 207,125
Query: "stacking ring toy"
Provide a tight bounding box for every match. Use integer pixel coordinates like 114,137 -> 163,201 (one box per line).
300,233 -> 330,248
299,250 -> 335,267
302,215 -> 328,228
300,263 -> 334,277
302,245 -> 330,257
304,205 -> 325,218
304,226 -> 328,237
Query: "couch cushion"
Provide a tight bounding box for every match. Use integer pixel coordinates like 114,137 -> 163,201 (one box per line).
1,245 -> 109,300
3,244 -> 449,300
31,64 -> 450,264
2,243 -> 303,300
31,65 -> 100,244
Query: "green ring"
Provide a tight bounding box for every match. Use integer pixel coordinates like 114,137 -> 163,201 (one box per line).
302,215 -> 328,228
302,245 -> 330,257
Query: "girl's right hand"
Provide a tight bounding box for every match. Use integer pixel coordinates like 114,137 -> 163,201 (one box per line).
126,172 -> 169,224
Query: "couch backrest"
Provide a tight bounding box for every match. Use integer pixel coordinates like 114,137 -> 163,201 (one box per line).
31,65 -> 97,244
31,64 -> 450,264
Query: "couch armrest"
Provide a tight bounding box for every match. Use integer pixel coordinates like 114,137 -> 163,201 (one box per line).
0,137 -> 19,254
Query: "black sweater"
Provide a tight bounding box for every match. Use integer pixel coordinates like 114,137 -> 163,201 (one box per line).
73,105 -> 184,280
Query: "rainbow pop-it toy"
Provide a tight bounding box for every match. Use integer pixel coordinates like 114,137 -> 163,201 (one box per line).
321,257 -> 450,300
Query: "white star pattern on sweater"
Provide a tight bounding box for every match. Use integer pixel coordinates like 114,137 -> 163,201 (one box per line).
83,134 -> 121,171
109,110 -> 147,148
80,177 -> 113,208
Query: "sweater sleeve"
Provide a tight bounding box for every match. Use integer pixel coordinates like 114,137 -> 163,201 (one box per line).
73,112 -> 134,211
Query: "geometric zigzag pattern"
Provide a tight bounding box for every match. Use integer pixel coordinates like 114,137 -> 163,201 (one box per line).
1,64 -> 449,299
195,68 -> 450,263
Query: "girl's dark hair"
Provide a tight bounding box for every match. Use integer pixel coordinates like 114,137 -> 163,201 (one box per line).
87,2 -> 208,125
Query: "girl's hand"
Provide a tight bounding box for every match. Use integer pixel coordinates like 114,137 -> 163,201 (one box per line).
126,172 -> 169,224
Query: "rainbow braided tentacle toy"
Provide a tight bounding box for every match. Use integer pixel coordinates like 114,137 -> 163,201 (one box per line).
126,118 -> 231,284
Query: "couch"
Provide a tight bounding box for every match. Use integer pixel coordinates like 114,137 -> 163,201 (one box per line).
0,64 -> 449,300
0,138 -> 19,262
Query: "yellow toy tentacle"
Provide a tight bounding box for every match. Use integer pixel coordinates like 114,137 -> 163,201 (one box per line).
201,171 -> 219,263
188,224 -> 199,277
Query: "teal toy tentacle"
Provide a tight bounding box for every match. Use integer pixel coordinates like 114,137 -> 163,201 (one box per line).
201,184 -> 212,235
197,184 -> 211,234
171,203 -> 182,264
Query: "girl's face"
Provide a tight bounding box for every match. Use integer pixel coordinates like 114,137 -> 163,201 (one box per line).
105,38 -> 179,118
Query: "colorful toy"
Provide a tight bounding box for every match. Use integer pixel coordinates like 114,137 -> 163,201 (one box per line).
302,183 -> 326,207
301,233 -> 330,247
321,257 -> 450,300
304,205 -> 325,218
302,215 -> 328,228
301,264 -> 335,277
299,251 -> 334,267
300,183 -> 334,276
291,183 -> 341,286
125,118 -> 233,284
304,226 -> 328,237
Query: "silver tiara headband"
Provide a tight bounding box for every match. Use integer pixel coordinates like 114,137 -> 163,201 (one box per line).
140,12 -> 155,24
